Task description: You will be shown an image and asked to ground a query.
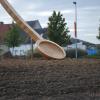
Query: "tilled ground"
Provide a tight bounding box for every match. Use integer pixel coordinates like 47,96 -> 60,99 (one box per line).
0,58 -> 100,100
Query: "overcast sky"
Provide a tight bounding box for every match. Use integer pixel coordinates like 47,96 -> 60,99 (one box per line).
0,0 -> 100,44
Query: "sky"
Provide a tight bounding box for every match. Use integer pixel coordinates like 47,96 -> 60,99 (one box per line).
0,0 -> 100,44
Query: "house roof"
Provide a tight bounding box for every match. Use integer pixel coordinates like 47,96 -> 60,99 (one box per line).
19,20 -> 47,43
27,20 -> 42,29
70,38 -> 99,46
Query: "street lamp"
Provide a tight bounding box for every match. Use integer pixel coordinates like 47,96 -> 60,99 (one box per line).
73,1 -> 78,59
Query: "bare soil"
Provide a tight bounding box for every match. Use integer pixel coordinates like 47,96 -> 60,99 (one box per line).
0,58 -> 100,100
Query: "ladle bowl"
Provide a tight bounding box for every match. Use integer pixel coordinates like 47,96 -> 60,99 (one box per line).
35,40 -> 66,59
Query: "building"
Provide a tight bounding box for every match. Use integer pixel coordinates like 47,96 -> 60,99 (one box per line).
0,22 -> 12,44
0,20 -> 47,56
70,38 -> 100,55
0,20 -> 46,44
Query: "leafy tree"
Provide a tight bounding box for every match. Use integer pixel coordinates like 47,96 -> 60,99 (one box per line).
5,23 -> 25,50
0,49 -> 2,54
47,11 -> 70,46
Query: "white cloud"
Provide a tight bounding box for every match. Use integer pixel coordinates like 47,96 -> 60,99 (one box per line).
8,0 -> 16,4
35,11 -> 53,17
81,6 -> 100,10
61,9 -> 73,14
31,9 -> 73,17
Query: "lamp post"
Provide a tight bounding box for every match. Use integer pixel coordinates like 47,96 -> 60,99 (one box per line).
73,1 -> 78,59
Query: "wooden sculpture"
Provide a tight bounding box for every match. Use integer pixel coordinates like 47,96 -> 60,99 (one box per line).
0,0 -> 66,59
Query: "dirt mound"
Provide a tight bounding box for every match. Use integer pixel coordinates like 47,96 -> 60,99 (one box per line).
0,58 -> 100,100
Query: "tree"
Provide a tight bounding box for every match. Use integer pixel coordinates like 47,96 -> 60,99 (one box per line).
0,49 -> 2,54
5,23 -> 25,50
97,24 -> 100,39
47,11 -> 70,46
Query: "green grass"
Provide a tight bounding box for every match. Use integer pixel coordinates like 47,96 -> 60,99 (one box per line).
85,54 -> 100,59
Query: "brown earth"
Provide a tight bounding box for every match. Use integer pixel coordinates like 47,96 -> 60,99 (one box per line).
0,58 -> 100,100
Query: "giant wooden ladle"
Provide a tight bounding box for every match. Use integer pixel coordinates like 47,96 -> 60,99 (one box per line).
0,0 -> 66,59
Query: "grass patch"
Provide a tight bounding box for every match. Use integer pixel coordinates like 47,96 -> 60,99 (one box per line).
85,54 -> 100,59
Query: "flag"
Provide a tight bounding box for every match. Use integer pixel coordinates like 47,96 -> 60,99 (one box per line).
74,21 -> 77,37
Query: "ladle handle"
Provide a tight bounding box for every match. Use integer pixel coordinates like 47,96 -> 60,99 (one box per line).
0,0 -> 43,42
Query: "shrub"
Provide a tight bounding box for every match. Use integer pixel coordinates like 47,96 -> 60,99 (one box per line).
0,49 -> 2,53
66,48 -> 87,58
85,54 -> 100,59
27,49 -> 42,58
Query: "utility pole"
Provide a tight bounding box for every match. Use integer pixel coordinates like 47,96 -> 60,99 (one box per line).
73,1 -> 78,59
